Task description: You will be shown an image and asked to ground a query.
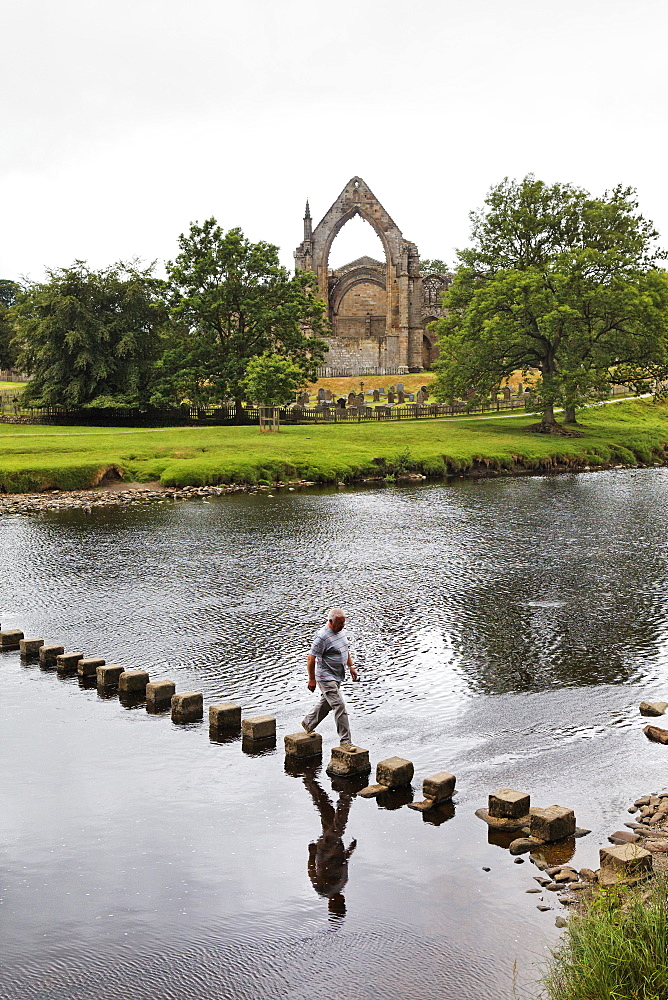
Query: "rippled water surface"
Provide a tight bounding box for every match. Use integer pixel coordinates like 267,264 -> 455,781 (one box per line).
2,469 -> 668,999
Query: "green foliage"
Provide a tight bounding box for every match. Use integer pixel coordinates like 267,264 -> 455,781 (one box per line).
240,353 -> 307,405
154,221 -> 328,409
0,279 -> 20,308
420,259 -> 450,274
433,176 -> 668,428
12,262 -> 165,407
543,877 -> 668,1000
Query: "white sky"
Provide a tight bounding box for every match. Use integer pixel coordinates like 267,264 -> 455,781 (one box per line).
2,0 -> 667,282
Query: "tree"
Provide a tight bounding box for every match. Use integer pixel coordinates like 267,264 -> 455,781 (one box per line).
157,221 -> 328,420
13,262 -> 165,407
419,259 -> 450,274
433,176 -> 668,431
240,352 -> 307,405
0,280 -> 20,369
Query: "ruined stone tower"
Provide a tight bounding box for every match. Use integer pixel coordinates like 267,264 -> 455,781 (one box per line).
295,177 -> 447,372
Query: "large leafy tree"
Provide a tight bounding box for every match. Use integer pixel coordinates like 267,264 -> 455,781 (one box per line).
13,262 -> 165,407
433,176 -> 668,430
156,221 -> 328,419
0,279 -> 20,369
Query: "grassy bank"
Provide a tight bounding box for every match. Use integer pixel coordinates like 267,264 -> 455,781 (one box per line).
0,399 -> 666,493
543,877 -> 668,1000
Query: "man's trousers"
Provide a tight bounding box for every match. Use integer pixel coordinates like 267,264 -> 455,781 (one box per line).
303,679 -> 352,745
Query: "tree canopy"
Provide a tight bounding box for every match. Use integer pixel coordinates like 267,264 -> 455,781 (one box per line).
240,352 -> 307,406
419,259 -> 450,274
433,176 -> 668,430
13,262 -> 165,407
154,221 -> 328,418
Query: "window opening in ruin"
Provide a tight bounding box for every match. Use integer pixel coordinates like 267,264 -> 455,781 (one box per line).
328,215 -> 387,270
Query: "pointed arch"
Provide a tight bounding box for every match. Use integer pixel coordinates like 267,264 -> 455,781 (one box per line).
294,177 -> 425,370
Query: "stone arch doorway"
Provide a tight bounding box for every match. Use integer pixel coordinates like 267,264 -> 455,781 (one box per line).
422,333 -> 436,370
294,177 -> 424,370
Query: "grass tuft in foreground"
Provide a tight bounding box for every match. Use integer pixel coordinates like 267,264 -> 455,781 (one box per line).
542,876 -> 668,1000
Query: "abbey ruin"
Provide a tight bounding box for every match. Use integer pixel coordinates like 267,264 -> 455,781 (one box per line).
294,177 -> 451,373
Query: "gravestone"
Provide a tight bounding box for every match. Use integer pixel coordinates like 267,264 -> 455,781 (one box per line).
356,393 -> 364,406
397,382 -> 404,392
347,392 -> 356,406
416,390 -> 426,405
503,387 -> 511,401
317,388 -> 325,401
373,389 -> 380,402
517,383 -> 523,395
388,384 -> 395,393
324,389 -> 332,401
408,393 -> 415,402
398,391 -> 405,403
388,391 -> 395,403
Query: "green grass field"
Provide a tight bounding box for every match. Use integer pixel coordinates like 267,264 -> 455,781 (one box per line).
0,399 -> 666,492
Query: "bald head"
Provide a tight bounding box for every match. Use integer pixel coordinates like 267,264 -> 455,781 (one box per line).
328,608 -> 346,633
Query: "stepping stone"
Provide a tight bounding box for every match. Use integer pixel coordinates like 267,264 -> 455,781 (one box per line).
326,745 -> 371,778
376,756 -> 414,789
242,715 -> 276,740
0,630 -> 23,649
209,703 -> 241,729
530,806 -> 576,843
20,638 -> 44,657
284,731 -> 322,758
644,725 -> 668,745
146,679 -> 175,711
39,644 -> 64,667
640,701 -> 668,716
171,691 -> 203,724
119,669 -> 149,694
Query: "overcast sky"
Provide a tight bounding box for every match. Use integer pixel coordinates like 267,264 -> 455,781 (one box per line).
2,0 -> 667,282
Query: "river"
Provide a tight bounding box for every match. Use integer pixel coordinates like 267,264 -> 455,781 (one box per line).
1,468 -> 667,999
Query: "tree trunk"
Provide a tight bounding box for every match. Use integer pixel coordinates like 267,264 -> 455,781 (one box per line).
540,401 -> 557,431
234,397 -> 244,424
564,405 -> 578,424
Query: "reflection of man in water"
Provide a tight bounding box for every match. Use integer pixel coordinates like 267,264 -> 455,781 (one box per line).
303,769 -> 357,919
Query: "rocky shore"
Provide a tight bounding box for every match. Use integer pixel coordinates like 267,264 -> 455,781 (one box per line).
1,459 -> 666,516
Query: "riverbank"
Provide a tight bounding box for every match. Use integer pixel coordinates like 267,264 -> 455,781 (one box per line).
0,398 -> 666,494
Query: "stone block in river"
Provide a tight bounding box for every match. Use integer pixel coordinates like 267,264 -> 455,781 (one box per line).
359,784 -> 388,798
284,731 -> 322,758
530,806 -> 576,842
209,702 -> 242,729
20,638 -> 44,657
56,652 -> 84,674
118,669 -> 150,694
599,843 -> 653,881
423,771 -> 456,803
643,725 -> 668,745
241,715 -> 276,740
96,664 -> 124,689
0,629 -> 24,649
171,691 -> 204,724
39,644 -> 64,667
146,679 -> 175,711
326,745 -> 371,778
639,701 -> 668,717
376,756 -> 414,788
489,788 -> 530,819
77,657 -> 105,678
509,836 -> 544,855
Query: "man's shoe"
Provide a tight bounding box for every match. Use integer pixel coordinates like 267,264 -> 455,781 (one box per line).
340,742 -> 356,750
301,722 -> 316,736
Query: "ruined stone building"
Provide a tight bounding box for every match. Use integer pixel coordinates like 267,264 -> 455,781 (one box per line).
294,177 -> 451,373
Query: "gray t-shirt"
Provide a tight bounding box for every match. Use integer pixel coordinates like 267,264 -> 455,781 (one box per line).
311,625 -> 349,683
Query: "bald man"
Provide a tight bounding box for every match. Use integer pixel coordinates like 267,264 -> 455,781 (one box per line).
302,608 -> 358,747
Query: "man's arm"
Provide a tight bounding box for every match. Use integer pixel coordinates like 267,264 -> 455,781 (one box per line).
306,653 -> 317,692
347,650 -> 358,682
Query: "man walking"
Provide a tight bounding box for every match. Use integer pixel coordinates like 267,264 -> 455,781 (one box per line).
302,608 -> 358,747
